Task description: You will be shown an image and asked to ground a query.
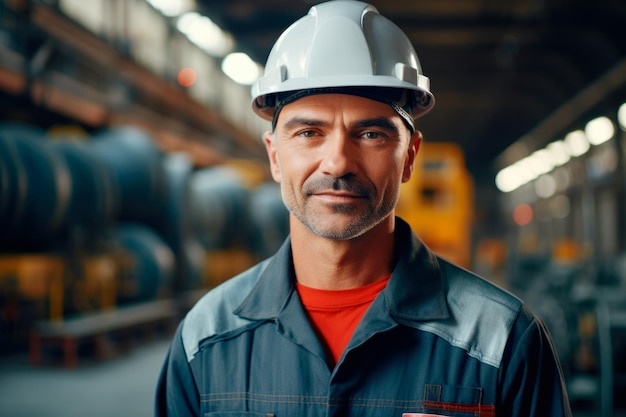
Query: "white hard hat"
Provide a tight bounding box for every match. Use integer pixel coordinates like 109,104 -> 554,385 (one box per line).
251,0 -> 435,127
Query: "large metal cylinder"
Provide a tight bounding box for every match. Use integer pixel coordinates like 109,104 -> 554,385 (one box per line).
113,223 -> 175,303
53,141 -> 119,232
0,124 -> 71,249
248,182 -> 289,259
189,166 -> 252,250
89,126 -> 167,225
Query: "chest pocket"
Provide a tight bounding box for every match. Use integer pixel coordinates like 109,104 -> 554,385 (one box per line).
421,384 -> 495,417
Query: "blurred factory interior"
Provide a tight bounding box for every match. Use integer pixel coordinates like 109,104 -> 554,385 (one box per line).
1,0 -> 626,415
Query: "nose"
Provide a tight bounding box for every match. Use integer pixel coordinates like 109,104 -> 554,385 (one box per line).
319,133 -> 358,178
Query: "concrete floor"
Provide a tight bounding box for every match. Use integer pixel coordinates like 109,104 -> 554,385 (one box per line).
0,338 -> 171,417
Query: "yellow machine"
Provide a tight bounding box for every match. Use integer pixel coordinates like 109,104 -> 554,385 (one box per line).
397,142 -> 474,269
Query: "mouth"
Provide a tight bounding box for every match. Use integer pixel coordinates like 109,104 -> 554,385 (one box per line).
310,191 -> 365,203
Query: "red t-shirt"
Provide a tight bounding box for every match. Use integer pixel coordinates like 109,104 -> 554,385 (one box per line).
296,275 -> 390,366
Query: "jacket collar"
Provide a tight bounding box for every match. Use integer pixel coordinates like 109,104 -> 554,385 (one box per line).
384,217 -> 450,322
235,217 -> 450,323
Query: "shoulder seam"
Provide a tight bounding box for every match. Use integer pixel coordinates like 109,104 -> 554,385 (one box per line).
181,260 -> 270,362
422,259 -> 522,368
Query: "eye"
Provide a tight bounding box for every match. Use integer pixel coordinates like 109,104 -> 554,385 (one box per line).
297,130 -> 318,138
361,131 -> 386,141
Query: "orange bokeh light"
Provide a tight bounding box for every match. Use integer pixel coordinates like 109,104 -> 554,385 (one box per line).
513,203 -> 533,226
177,67 -> 197,87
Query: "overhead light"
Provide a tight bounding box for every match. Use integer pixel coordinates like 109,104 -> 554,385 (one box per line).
221,52 -> 262,85
496,110 -> 620,194
495,165 -> 520,193
177,12 -> 234,57
495,159 -> 534,193
564,130 -> 589,157
546,140 -> 570,166
146,0 -> 195,17
527,149 -> 554,177
585,116 -> 615,145
618,102 -> 626,130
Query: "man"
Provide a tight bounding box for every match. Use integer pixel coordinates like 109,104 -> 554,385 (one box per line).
156,1 -> 572,416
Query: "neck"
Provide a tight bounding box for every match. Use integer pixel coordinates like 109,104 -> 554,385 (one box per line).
290,215 -> 396,290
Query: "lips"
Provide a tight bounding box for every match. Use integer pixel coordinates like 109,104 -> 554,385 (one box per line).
313,190 -> 363,197
312,191 -> 364,203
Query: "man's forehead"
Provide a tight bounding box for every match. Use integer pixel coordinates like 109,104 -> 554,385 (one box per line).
279,93 -> 401,121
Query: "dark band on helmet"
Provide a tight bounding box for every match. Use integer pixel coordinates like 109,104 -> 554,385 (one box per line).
265,87 -> 419,133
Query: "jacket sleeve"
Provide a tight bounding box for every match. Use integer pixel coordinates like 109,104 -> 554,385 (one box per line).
155,320 -> 201,417
497,305 -> 572,417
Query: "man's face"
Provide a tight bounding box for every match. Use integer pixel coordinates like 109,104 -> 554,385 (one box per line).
264,93 -> 421,240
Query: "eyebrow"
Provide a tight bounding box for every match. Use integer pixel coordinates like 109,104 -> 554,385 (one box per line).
282,116 -> 327,130
354,117 -> 400,135
282,116 -> 400,135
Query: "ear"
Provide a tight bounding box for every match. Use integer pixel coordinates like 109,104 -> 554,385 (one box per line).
264,131 -> 282,183
402,130 -> 422,183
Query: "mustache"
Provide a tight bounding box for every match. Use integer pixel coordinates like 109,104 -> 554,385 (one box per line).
302,176 -> 373,197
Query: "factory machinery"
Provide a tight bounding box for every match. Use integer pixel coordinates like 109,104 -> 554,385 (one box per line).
0,123 -> 289,362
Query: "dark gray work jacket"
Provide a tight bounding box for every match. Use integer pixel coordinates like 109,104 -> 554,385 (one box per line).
156,218 -> 571,417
